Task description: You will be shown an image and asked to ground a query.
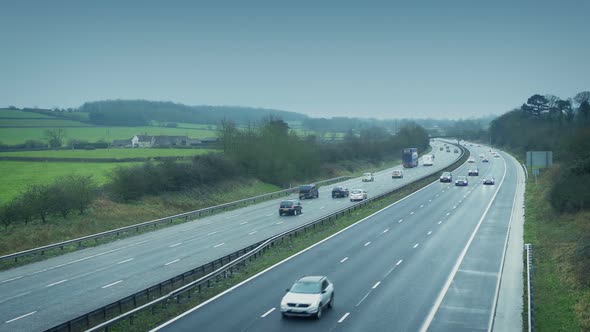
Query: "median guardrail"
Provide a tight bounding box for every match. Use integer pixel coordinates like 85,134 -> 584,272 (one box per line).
47,145 -> 468,332
0,176 -> 351,265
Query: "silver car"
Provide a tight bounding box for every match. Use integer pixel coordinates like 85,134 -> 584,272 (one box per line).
350,189 -> 368,201
280,276 -> 334,319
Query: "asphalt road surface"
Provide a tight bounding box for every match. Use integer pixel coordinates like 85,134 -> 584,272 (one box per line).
154,144 -> 522,332
0,141 -> 460,331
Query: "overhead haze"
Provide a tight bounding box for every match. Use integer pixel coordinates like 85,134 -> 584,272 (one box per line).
1,0 -> 588,119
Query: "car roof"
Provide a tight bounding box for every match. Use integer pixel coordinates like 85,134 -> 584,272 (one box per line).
281,200 -> 296,204
297,276 -> 325,283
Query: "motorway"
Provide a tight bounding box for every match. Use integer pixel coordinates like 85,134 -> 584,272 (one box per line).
0,141 -> 460,331
154,144 -> 523,332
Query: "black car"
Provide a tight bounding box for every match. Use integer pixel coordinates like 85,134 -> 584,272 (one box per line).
331,186 -> 349,198
299,184 -> 319,199
440,171 -> 453,182
279,200 -> 302,216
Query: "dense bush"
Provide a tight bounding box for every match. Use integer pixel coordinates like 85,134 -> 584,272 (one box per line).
0,175 -> 97,229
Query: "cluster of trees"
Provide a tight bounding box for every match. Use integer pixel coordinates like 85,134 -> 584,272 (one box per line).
0,175 -> 96,230
107,154 -> 239,201
79,100 -> 307,126
219,117 -> 430,185
490,91 -> 590,212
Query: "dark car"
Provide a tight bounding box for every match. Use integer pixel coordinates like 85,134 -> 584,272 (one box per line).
468,167 -> 479,176
440,171 -> 453,182
299,184 -> 319,199
279,200 -> 302,216
331,186 -> 349,198
483,177 -> 495,185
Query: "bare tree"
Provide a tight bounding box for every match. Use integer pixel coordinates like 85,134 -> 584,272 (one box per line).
45,128 -> 66,148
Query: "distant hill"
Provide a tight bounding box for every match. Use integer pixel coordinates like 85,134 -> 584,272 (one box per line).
78,100 -> 309,126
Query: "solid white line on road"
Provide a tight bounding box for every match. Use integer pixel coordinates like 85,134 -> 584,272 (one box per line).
398,219 -> 403,223
413,243 -> 419,248
276,221 -> 284,225
214,243 -> 225,248
420,204 -> 424,208
5,311 -> 37,323
383,228 -> 389,233
410,211 -> 415,215
46,279 -> 68,287
446,212 -> 450,216
338,313 -> 350,323
364,242 -> 371,247
0,275 -> 23,284
248,231 -> 258,235
372,281 -> 381,289
340,257 -> 349,263
169,242 -> 182,248
240,221 -> 248,225
117,258 -> 134,264
396,259 -> 403,266
428,231 -> 432,235
102,280 -> 123,289
261,307 -> 275,318
207,231 -> 218,236
164,259 -> 180,266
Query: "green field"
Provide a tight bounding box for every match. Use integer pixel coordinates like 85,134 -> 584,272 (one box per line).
0,161 -> 140,203
0,118 -> 91,127
0,126 -> 218,145
0,109 -> 54,118
0,148 -> 216,159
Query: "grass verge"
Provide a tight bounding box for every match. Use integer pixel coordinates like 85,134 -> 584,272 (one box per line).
523,170 -> 590,331
90,147 -> 467,332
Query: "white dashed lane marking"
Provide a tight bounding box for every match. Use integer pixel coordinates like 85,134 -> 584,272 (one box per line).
102,280 -> 123,289
164,259 -> 180,266
340,257 -> 349,263
117,258 -> 134,264
169,242 -> 182,248
383,228 -> 389,233
428,231 -> 432,235
46,279 -> 68,287
248,231 -> 257,235
261,308 -> 275,318
413,243 -> 420,248
398,219 -> 403,223
338,313 -> 350,323
213,243 -> 225,248
364,242 -> 371,247
5,311 -> 37,323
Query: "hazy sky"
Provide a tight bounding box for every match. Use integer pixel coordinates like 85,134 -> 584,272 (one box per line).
1,0 -> 588,119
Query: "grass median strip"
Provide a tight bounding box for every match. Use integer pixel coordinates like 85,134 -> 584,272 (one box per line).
98,150 -> 468,332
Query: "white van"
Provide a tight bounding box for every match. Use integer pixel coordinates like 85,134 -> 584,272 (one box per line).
362,172 -> 374,182
423,154 -> 434,166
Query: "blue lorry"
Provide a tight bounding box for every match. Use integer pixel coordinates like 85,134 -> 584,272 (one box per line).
402,148 -> 419,168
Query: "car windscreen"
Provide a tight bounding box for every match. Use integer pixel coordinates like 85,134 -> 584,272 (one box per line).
351,190 -> 362,194
299,185 -> 312,192
280,201 -> 294,207
290,281 -> 321,294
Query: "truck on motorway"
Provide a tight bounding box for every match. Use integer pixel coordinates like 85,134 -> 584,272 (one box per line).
402,148 -> 419,168
423,154 -> 434,166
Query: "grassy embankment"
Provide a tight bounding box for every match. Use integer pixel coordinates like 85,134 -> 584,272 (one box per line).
524,171 -> 590,331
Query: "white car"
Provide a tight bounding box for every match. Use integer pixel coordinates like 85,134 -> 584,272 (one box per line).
467,157 -> 476,163
350,189 -> 368,201
362,172 -> 374,182
281,276 -> 334,319
392,169 -> 403,178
